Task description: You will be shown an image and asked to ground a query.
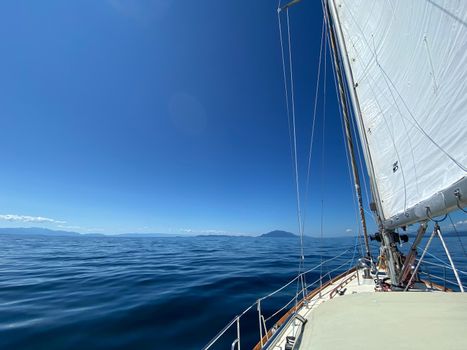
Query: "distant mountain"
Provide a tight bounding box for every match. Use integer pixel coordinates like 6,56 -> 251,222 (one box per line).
260,230 -> 297,238
2,227 -> 462,239
0,228 -> 184,238
195,234 -> 232,238
117,233 -> 181,238
0,227 -> 80,237
195,234 -> 250,238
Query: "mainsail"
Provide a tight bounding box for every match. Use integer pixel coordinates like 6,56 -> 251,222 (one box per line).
328,0 -> 467,228
203,3 -> 467,349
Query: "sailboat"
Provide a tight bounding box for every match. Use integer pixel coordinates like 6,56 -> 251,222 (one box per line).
203,0 -> 467,349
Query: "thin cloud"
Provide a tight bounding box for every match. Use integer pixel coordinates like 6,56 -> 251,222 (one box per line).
180,228 -> 227,234
57,225 -> 82,230
345,228 -> 353,233
0,214 -> 66,225
179,228 -> 252,236
84,227 -> 106,233
57,225 -> 106,233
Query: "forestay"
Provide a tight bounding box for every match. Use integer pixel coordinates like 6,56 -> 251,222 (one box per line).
329,0 -> 467,225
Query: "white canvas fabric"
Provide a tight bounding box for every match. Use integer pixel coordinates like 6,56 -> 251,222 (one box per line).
333,0 -> 467,220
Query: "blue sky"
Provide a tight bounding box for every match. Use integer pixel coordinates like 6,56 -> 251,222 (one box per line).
0,0 -> 464,236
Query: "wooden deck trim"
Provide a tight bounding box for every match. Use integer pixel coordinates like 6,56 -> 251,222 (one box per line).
329,272 -> 357,299
252,267 -> 357,350
421,279 -> 452,292
252,270 -> 453,349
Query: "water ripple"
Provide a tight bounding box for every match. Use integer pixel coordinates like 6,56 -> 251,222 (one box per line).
0,234 -> 465,349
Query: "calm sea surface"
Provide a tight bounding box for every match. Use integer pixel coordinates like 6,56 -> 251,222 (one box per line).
0,233 -> 466,349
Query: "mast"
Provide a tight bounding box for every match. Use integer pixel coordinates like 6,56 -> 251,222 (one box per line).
326,0 -> 401,283
324,3 -> 371,259
325,0 -> 384,225
326,0 -> 467,285
325,0 -> 467,231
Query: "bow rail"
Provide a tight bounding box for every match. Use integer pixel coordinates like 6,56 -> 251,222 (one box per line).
202,248 -> 356,350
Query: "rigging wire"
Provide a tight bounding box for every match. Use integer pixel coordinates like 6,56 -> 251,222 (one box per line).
455,191 -> 467,213
301,17 -> 326,297
340,71 -> 368,256
277,4 -> 308,305
371,46 -> 466,174
344,86 -> 371,254
277,3 -> 302,258
348,234 -> 359,270
278,1 -> 376,298
341,70 -> 378,230
343,3 -> 466,173
417,247 -> 467,275
342,73 -> 382,229
278,2 -> 338,300
458,203 -> 467,214
345,6 -> 422,199
285,8 -> 306,278
447,213 -> 467,257
277,3 -> 295,180
285,8 -> 304,257
343,5 -> 466,233
323,4 -> 364,257
370,36 -> 409,213
302,18 -> 325,233
337,40 -> 382,225
319,32 -> 328,287
425,207 -> 448,223
349,108 -> 371,211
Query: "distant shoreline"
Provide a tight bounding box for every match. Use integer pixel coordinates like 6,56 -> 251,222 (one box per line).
0,227 -> 465,238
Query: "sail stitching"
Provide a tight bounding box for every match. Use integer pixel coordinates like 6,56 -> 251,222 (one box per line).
343,15 -> 422,199
366,34 -> 466,173
343,2 -> 466,174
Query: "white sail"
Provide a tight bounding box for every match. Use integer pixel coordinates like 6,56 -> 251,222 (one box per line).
330,0 -> 467,224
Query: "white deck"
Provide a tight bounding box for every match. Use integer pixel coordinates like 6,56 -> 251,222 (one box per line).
300,292 -> 467,350
263,268 -> 467,350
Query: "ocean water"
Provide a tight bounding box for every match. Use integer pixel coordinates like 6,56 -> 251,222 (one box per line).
0,233 -> 466,350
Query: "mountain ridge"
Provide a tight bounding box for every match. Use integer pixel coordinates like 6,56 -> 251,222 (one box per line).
0,227 -> 465,238
260,230 -> 297,238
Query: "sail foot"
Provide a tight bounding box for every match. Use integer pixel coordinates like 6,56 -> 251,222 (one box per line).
383,176 -> 467,230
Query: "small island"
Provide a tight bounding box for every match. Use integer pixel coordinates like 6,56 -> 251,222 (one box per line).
260,230 -> 297,238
